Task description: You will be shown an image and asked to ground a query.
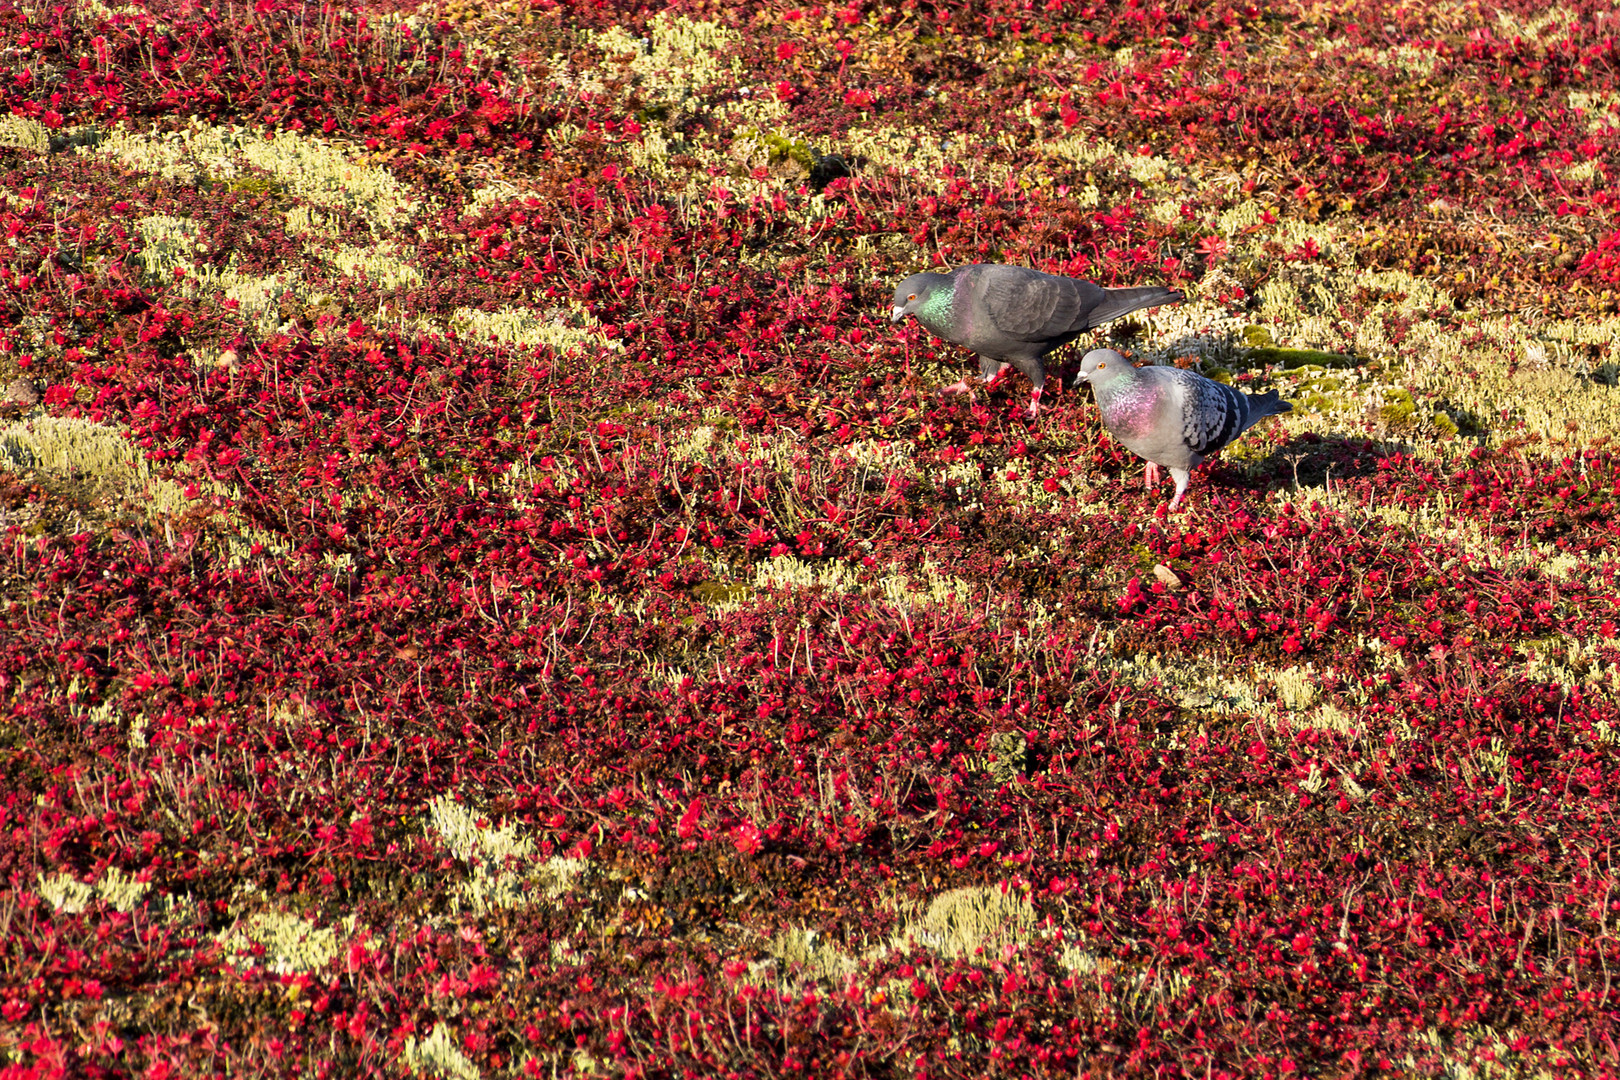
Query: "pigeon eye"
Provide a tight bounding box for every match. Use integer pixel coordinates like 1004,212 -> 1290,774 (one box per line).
1097,362 -> 1107,369
907,293 -> 916,300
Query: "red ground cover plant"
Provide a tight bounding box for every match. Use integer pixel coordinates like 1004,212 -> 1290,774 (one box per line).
1,0 -> 1619,1075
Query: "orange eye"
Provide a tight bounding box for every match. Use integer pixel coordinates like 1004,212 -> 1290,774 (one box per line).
908,293 -> 916,300
1098,362 -> 1107,369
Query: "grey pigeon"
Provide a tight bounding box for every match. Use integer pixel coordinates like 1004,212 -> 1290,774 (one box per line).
890,264 -> 1183,416
1075,348 -> 1292,508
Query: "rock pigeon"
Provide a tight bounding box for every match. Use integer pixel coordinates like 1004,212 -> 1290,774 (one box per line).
1075,348 -> 1292,508
890,264 -> 1183,417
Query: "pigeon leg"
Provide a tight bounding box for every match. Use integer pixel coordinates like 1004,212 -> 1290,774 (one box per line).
1144,461 -> 1161,490
981,361 -> 1012,389
1167,467 -> 1192,509
1026,386 -> 1042,418
940,379 -> 976,397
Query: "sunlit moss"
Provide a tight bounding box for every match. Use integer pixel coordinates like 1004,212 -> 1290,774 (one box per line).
1379,387 -> 1418,428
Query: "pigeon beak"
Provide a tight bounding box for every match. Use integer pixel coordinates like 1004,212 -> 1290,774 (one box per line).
1074,371 -> 1090,384
890,306 -> 906,323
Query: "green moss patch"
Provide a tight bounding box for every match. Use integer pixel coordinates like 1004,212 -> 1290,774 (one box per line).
692,580 -> 753,605
1250,346 -> 1361,370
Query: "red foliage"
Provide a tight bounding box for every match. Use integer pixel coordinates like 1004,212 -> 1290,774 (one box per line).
0,0 -> 1618,1075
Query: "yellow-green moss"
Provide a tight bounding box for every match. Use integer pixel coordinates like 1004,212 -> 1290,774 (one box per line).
1380,388 -> 1418,427
692,580 -> 753,605
1250,346 -> 1360,370
225,175 -> 286,197
754,130 -> 817,168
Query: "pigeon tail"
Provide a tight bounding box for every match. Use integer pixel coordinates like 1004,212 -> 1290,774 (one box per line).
1083,286 -> 1184,328
1241,389 -> 1293,429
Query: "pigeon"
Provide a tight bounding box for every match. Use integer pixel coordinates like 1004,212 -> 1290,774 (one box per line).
1075,348 -> 1292,508
890,264 -> 1183,417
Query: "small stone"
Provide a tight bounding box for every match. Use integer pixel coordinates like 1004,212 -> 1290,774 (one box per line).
3,376 -> 39,406
1153,563 -> 1182,590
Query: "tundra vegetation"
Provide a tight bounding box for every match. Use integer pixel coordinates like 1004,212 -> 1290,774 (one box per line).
1,0 -> 1619,1076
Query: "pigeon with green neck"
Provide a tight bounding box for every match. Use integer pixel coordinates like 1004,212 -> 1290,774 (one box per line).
890,264 -> 1183,417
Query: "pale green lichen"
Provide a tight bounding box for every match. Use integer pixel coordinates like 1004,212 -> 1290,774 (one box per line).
1407,1023 -> 1562,1079
671,423 -> 722,463
401,1021 -> 482,1080
222,908 -> 343,975
1,416 -> 141,482
36,872 -> 97,914
1569,90 -> 1620,133
878,560 -> 979,610
758,927 -> 859,985
1216,199 -> 1264,236
134,214 -> 204,281
895,883 -> 1037,960
1311,38 -> 1441,78
1523,638 -> 1620,698
447,304 -> 618,353
589,13 -> 742,110
845,125 -> 1011,190
1493,6 -> 1578,43
1033,138 -> 1183,201
425,795 -> 587,913
92,123 -> 421,230
0,416 -> 285,566
326,243 -> 424,291
754,554 -> 860,594
134,214 -> 310,339
37,865 -> 150,914
0,115 -> 51,153
836,438 -> 913,473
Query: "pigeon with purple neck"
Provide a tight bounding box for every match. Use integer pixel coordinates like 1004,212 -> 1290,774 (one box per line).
1075,348 -> 1293,508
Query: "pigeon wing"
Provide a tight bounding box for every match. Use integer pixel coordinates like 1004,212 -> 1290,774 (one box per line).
979,267 -> 1088,340
1165,368 -> 1246,456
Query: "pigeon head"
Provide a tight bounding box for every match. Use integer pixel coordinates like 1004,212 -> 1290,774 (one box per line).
891,272 -> 948,324
1075,348 -> 1131,386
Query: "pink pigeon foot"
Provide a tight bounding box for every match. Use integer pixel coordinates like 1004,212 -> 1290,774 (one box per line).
1026,386 -> 1043,418
940,379 -> 976,397
1144,461 -> 1161,490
